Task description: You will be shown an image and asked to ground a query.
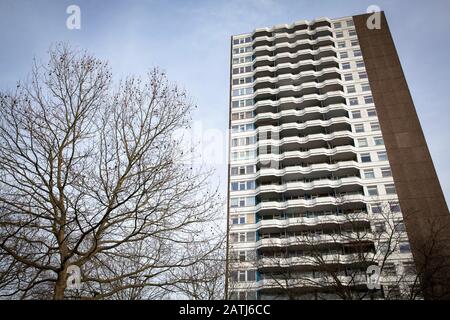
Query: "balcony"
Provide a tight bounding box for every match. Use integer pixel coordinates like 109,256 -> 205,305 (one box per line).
253,91 -> 347,114
257,252 -> 375,269
255,161 -> 362,189
253,56 -> 339,78
257,114 -> 350,133
253,25 -> 333,47
257,176 -> 363,195
256,274 -> 368,291
253,79 -> 343,101
257,212 -> 369,234
253,45 -> 336,68
255,193 -> 367,213
253,67 -> 341,90
257,231 -> 374,249
252,18 -> 332,39
254,103 -> 348,126
258,129 -> 353,149
257,144 -> 357,167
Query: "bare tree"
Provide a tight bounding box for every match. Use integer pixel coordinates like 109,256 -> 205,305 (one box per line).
399,212 -> 450,300
0,44 -> 223,300
252,197 -> 424,300
169,226 -> 227,300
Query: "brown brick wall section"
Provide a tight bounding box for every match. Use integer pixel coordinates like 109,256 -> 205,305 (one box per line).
354,12 -> 450,299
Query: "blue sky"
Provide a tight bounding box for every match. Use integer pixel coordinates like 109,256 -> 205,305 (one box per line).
1,0 -> 449,203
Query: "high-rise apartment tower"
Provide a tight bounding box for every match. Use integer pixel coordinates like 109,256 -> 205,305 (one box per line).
226,12 -> 450,300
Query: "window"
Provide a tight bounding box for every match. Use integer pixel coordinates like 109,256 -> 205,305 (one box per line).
356,60 -> 365,68
340,52 -> 349,59
239,251 -> 246,262
336,31 -> 344,38
245,111 -> 254,119
342,62 -> 351,70
390,203 -> 401,213
231,150 -> 257,161
374,136 -> 384,146
374,222 -> 386,233
347,85 -> 356,93
246,291 -> 257,300
354,124 -> 365,133
378,241 -> 389,254
361,153 -> 372,163
231,180 -> 255,191
247,270 -> 256,282
352,110 -> 362,119
233,37 -> 252,45
361,83 -> 371,91
367,185 -> 379,196
358,71 -> 368,79
232,99 -> 253,108
367,108 -> 377,117
246,250 -> 256,261
358,138 -> 368,147
231,216 -> 246,225
351,39 -> 359,46
399,242 -> 411,253
385,184 -> 396,195
232,87 -> 253,96
247,232 -> 255,242
378,151 -> 388,161
344,73 -> 353,81
334,22 -> 342,29
233,77 -> 253,85
381,167 -> 392,177
394,221 -> 406,232
233,56 -> 253,64
337,41 -> 346,48
354,50 -> 362,57
233,46 -> 252,54
230,197 -> 255,208
403,262 -> 416,275
232,66 -> 252,75
383,263 -> 397,276
364,169 -> 375,179
371,122 -> 381,131
371,204 -> 382,214
231,165 -> 255,176
346,20 -> 355,27
232,136 -> 257,147
364,96 -> 374,104
349,97 -> 359,106
348,29 -> 357,36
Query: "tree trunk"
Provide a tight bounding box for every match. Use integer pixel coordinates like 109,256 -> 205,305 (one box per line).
53,270 -> 67,300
